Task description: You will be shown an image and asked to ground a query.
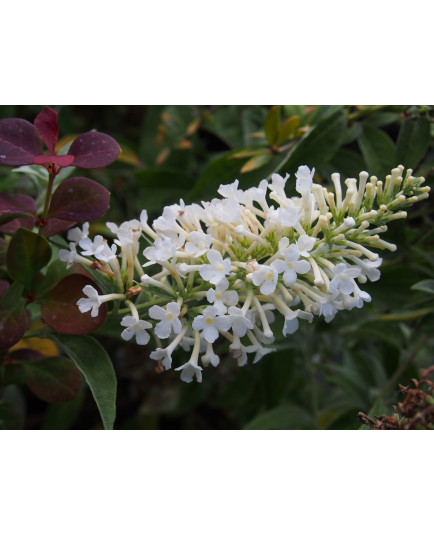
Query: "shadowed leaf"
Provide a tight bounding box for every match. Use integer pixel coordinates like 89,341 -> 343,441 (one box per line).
396,117 -> 431,170
264,105 -> 281,146
22,357 -> 81,403
0,282 -> 27,351
40,274 -> 107,334
6,229 -> 51,289
47,177 -> 110,222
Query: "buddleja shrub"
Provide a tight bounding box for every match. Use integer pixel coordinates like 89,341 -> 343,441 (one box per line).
0,106 -> 431,430
0,107 -> 119,429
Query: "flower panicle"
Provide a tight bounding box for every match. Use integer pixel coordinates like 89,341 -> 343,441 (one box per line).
58,165 -> 430,382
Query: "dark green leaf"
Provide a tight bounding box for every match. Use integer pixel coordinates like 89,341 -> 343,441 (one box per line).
264,105 -> 281,146
7,228 -> 51,289
244,404 -> 315,430
285,110 -> 347,175
0,402 -> 23,430
396,117 -> 431,170
411,279 -> 434,295
21,357 -> 82,403
43,387 -> 86,429
52,334 -> 117,430
358,125 -> 396,178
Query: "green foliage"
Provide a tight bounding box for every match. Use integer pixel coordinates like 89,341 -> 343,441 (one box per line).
1,104 -> 433,430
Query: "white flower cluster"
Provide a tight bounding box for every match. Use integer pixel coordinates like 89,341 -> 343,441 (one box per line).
59,165 -> 430,383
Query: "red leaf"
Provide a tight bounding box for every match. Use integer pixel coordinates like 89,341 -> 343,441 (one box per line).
34,107 -> 59,155
0,280 -> 9,298
0,283 -> 27,351
47,176 -> 110,222
0,118 -> 42,166
68,131 -> 120,169
33,154 -> 75,167
40,274 -> 107,334
41,217 -> 75,237
0,193 -> 37,232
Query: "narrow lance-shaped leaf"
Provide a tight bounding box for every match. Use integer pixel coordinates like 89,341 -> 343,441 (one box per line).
7,229 -> 51,289
68,131 -> 120,169
34,106 -> 59,155
0,118 -> 42,166
264,105 -> 281,146
47,176 -> 110,222
53,334 -> 117,430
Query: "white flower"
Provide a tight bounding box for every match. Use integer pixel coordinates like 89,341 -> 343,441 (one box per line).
270,244 -> 311,286
98,243 -> 117,262
282,309 -> 313,336
120,316 -> 152,345
149,302 -> 182,339
58,242 -> 80,269
251,264 -> 278,295
175,360 -> 203,383
252,345 -> 276,364
295,165 -> 314,195
67,222 -> 89,244
192,306 -> 231,343
149,348 -> 172,370
227,306 -> 254,337
185,231 -> 212,257
329,263 -> 361,295
206,278 -> 238,313
201,342 -> 220,367
143,236 -> 177,263
347,255 -> 382,282
199,249 -> 231,285
76,285 -> 102,317
269,173 -> 289,197
79,235 -> 105,257
296,235 -> 316,257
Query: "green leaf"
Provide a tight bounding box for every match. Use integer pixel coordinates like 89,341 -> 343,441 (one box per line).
21,357 -> 82,403
276,116 -> 300,145
43,387 -> 86,430
285,110 -> 347,175
0,402 -> 23,430
396,117 -> 431,170
243,404 -> 315,429
240,153 -> 272,173
52,334 -> 117,430
358,125 -> 396,178
411,279 -> 434,295
264,105 -> 281,146
6,228 -> 52,289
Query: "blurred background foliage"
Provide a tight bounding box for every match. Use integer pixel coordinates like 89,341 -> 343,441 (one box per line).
0,104 -> 433,430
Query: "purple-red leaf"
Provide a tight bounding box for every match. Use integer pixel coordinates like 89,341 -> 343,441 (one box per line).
33,154 -> 75,167
0,283 -> 27,351
0,280 -> 9,298
0,193 -> 37,232
47,176 -> 110,222
68,131 -> 120,169
40,274 -> 107,335
0,118 -> 42,166
34,107 -> 59,155
41,218 -> 75,238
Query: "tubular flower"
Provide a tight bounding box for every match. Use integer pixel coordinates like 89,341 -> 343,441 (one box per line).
59,164 -> 430,382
